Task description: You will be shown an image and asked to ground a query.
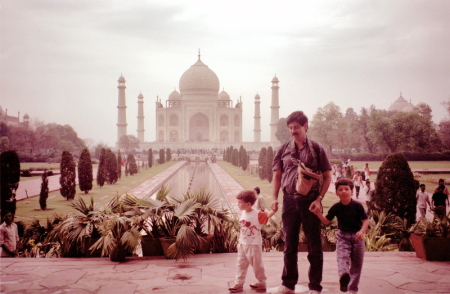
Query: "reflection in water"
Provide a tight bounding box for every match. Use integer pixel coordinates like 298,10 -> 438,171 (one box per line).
161,162 -> 225,201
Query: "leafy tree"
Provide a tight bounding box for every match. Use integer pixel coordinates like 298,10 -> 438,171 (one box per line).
0,150 -> 20,215
60,150 -> 76,200
127,154 -> 138,175
310,102 -> 343,155
117,150 -> 122,180
344,107 -> 359,122
266,146 -> 274,183
78,148 -> 93,194
166,148 -> 172,162
0,122 -> 10,138
39,171 -> 49,210
159,149 -> 165,164
97,148 -> 106,187
275,118 -> 291,144
373,153 -> 419,227
105,149 -> 118,184
118,135 -> 140,152
148,148 -> 153,168
357,107 -> 376,153
258,147 -> 267,180
0,137 -> 9,152
438,119 -> 450,150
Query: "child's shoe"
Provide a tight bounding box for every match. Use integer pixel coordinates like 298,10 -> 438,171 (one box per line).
229,284 -> 244,293
270,285 -> 295,294
348,291 -> 357,294
339,272 -> 350,292
250,282 -> 267,290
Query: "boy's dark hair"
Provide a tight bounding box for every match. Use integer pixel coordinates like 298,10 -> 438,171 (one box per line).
237,190 -> 257,205
254,187 -> 260,194
419,184 -> 425,188
438,184 -> 445,192
366,180 -> 370,184
335,178 -> 354,191
286,111 -> 308,126
438,179 -> 444,183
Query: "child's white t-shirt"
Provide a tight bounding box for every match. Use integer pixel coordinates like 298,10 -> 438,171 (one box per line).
238,210 -> 269,245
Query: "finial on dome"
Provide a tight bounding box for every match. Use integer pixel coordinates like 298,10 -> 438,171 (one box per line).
198,48 -> 201,60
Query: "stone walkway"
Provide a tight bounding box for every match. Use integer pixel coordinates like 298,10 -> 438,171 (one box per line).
1,252 -> 449,294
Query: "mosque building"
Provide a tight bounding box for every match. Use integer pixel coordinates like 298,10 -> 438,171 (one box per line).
388,92 -> 416,113
0,106 -> 29,128
116,53 -> 278,151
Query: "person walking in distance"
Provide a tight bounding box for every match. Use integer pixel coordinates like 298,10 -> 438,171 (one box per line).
416,184 -> 431,219
254,187 -> 266,212
352,171 -> 363,199
270,111 -> 332,294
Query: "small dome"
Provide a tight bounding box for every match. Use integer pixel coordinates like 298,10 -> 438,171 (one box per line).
169,89 -> 181,100
389,93 -> 414,112
218,89 -> 230,100
23,113 -> 29,118
138,93 -> 144,99
179,57 -> 220,97
118,75 -> 126,82
255,93 -> 260,99
272,76 -> 279,83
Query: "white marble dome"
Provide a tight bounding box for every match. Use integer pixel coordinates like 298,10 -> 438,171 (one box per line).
179,57 -> 220,97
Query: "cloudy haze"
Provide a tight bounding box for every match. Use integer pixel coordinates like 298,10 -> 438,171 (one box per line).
1,0 -> 449,147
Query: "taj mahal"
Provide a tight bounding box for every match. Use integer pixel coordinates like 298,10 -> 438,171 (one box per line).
116,52 -> 278,151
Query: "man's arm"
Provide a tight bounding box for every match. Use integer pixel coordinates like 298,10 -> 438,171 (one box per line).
356,219 -> 369,241
270,169 -> 282,211
309,170 -> 332,211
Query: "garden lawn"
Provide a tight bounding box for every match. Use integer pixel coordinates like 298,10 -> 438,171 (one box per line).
15,161 -> 177,224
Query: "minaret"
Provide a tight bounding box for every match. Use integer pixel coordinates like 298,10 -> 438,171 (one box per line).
137,92 -> 145,143
270,75 -> 280,146
116,74 -> 127,147
254,93 -> 261,143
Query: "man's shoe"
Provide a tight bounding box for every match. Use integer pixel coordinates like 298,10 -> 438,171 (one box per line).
250,282 -> 267,290
270,285 -> 295,294
339,272 -> 351,292
308,291 -> 321,294
348,291 -> 357,294
229,284 -> 243,293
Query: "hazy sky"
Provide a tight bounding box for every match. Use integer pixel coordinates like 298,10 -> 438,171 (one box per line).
1,0 -> 449,147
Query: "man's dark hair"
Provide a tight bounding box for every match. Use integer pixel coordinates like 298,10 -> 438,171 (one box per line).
419,184 -> 425,188
286,111 -> 308,126
237,190 -> 257,205
438,184 -> 445,192
438,179 -> 444,183
335,178 -> 354,191
254,187 -> 260,194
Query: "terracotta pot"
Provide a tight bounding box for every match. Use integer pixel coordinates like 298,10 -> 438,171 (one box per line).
410,234 -> 425,259
323,243 -> 336,252
422,237 -> 450,261
83,237 -> 102,257
142,237 -> 164,256
160,237 -> 177,259
298,243 -> 308,252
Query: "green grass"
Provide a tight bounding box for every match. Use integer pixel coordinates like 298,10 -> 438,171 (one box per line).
15,161 -> 177,224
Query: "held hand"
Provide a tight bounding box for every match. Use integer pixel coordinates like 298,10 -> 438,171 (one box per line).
309,199 -> 322,213
356,231 -> 364,241
271,201 -> 279,212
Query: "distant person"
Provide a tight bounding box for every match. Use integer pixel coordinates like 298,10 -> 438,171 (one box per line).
431,185 -> 449,219
254,187 -> 266,212
352,171 -> 363,199
433,179 -> 449,196
0,211 -> 20,257
416,184 -> 431,219
364,181 -> 373,214
363,163 -> 370,181
228,190 -> 277,293
311,178 -> 368,294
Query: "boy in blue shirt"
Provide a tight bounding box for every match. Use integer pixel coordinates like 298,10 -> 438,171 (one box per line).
311,178 -> 368,294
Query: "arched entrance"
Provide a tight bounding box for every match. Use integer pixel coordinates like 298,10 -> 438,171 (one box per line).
189,113 -> 209,142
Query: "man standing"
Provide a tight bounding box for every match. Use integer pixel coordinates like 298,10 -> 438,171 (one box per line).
254,187 -> 266,212
416,184 -> 431,219
434,179 -> 449,196
271,111 -> 332,294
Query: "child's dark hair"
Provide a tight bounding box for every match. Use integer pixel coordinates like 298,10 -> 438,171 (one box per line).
419,184 -> 425,188
254,187 -> 260,194
335,178 -> 354,191
237,190 -> 257,205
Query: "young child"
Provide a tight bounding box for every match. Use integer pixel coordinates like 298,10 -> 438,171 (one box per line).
229,190 -> 277,293
0,211 -> 20,257
311,178 -> 369,294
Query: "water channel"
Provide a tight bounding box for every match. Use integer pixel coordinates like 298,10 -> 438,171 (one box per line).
156,161 -> 230,209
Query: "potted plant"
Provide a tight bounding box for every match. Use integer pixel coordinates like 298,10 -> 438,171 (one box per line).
410,211 -> 450,261
261,215 -> 284,252
321,219 -> 337,251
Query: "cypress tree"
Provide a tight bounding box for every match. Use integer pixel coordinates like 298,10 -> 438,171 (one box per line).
239,146 -> 244,168
148,148 -> 153,168
258,147 -> 267,180
266,146 -> 274,183
159,149 -> 165,164
105,149 -> 118,184
166,148 -> 172,161
39,171 -> 49,210
97,148 -> 106,187
78,148 -> 93,194
60,150 -> 76,200
0,150 -> 20,215
117,150 -> 122,180
373,153 -> 419,226
127,154 -> 138,175
241,148 -> 248,171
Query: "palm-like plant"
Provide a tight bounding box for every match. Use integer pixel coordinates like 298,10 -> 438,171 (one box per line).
261,215 -> 283,251
364,211 -> 398,251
